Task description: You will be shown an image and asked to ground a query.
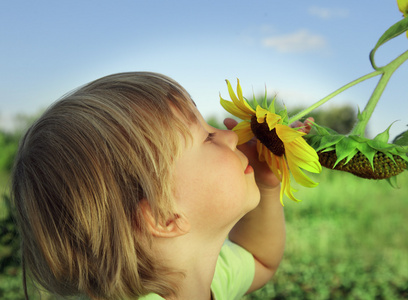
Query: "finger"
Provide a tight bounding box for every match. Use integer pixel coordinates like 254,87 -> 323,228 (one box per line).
290,120 -> 303,129
223,118 -> 238,130
303,117 -> 315,134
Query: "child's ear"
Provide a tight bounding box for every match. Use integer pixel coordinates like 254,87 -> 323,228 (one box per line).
139,200 -> 190,238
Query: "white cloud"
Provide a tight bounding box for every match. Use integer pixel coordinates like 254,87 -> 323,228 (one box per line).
262,29 -> 327,53
308,6 -> 349,19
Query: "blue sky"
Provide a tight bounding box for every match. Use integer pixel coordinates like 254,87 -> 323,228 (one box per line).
1,0 -> 407,140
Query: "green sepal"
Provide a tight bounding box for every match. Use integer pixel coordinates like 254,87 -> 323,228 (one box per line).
268,96 -> 276,114
370,16 -> 408,70
373,122 -> 394,143
321,146 -> 336,152
386,175 -> 400,189
355,141 -> 377,170
367,139 -> 395,152
280,109 -> 289,125
305,134 -> 322,150
310,122 -> 338,135
343,149 -> 359,165
316,135 -> 345,152
357,107 -> 367,121
261,92 -> 268,110
334,137 -> 360,167
304,123 -> 342,151
251,91 -> 259,110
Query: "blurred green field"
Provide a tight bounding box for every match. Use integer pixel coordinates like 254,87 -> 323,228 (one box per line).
244,169 -> 408,300
2,169 -> 407,299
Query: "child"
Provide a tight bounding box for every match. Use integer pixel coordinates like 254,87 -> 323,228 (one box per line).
11,72 -> 305,299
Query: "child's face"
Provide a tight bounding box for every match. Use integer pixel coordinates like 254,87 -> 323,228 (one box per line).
173,107 -> 260,233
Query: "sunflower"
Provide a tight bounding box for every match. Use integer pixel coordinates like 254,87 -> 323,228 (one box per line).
398,0 -> 408,18
398,0 -> 408,37
220,79 -> 322,204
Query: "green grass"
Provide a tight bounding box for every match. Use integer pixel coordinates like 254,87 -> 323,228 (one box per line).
244,169 -> 408,300
0,171 -> 11,221
2,168 -> 408,299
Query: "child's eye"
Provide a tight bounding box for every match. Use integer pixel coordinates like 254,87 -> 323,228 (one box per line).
205,132 -> 216,142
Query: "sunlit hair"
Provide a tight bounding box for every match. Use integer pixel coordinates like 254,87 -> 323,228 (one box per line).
11,72 -> 197,299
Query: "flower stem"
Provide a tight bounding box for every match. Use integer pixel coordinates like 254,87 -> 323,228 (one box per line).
351,49 -> 408,136
288,48 -> 408,130
288,70 -> 381,124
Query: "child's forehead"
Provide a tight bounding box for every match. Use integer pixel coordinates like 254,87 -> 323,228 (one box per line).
170,98 -> 200,124
171,104 -> 207,141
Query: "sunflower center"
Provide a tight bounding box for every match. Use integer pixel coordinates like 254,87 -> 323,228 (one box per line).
250,116 -> 285,156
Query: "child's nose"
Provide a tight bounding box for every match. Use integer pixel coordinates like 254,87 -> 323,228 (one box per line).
221,129 -> 238,149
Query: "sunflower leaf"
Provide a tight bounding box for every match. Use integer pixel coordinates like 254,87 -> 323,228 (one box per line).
393,128 -> 408,146
370,16 -> 408,70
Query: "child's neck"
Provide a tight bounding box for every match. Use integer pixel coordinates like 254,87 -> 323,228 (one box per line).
156,228 -> 228,299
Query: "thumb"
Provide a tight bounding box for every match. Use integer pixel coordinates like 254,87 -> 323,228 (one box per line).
223,118 -> 238,130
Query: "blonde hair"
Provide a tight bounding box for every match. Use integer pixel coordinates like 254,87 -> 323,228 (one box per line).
11,72 -> 197,299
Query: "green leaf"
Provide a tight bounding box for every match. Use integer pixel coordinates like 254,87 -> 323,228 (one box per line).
370,17 -> 408,70
393,128 -> 408,146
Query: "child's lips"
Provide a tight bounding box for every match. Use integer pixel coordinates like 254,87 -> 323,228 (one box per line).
244,163 -> 254,174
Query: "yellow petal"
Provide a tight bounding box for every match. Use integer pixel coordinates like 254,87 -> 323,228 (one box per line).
265,112 -> 281,131
280,157 -> 300,203
275,124 -> 305,142
220,98 -> 252,120
233,121 -> 254,144
226,79 -> 255,116
397,0 -> 408,16
226,79 -> 239,103
256,140 -> 266,162
284,139 -> 322,173
256,106 -> 268,123
262,147 -> 282,182
236,79 -> 244,102
287,157 -> 319,188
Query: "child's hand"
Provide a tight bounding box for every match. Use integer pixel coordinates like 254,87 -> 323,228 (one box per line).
290,117 -> 314,133
223,117 -> 315,190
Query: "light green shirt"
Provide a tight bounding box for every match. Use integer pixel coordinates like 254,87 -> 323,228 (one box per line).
139,239 -> 255,300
